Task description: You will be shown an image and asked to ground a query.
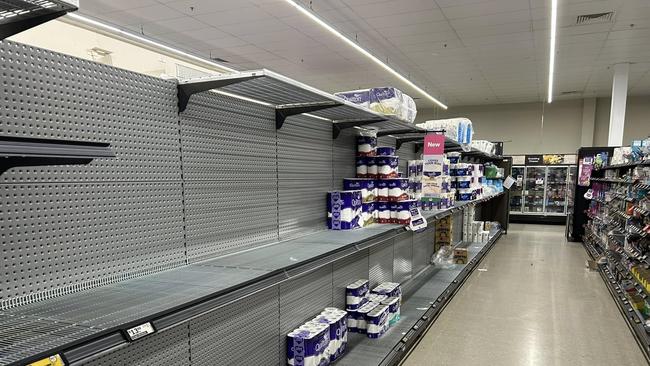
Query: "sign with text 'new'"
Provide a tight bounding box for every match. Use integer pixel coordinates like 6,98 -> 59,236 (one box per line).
423,134 -> 445,155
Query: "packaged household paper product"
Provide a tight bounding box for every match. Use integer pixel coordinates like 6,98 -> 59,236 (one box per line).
371,282 -> 402,299
447,152 -> 461,164
366,157 -> 377,178
455,177 -> 472,189
417,118 -> 474,146
287,324 -> 330,366
367,293 -> 388,304
315,309 -> 348,362
381,297 -> 401,326
361,202 -> 376,227
327,191 -> 362,230
376,180 -> 389,201
376,202 -> 391,224
343,178 -> 376,203
357,132 -> 377,157
390,200 -> 418,225
376,146 -> 396,156
335,89 -> 370,108
356,156 -> 367,178
457,188 -> 476,201
355,302 -> 378,334
422,176 -> 451,195
366,305 -> 390,339
376,156 -> 399,179
346,279 -> 369,310
386,178 -> 409,201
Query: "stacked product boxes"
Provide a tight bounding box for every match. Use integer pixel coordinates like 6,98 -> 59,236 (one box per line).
449,153 -> 484,202
329,130 -> 416,230
435,216 -> 454,251
420,154 -> 455,210
345,280 -> 402,339
286,308 -> 349,366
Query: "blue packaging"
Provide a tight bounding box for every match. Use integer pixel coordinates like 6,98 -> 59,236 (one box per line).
356,135 -> 376,157
344,178 -> 376,203
376,156 -> 399,179
381,297 -> 401,326
355,302 -> 378,334
386,178 -> 410,202
377,202 -> 391,224
361,202 -> 376,227
327,191 -> 362,230
313,310 -> 348,363
457,189 -> 475,201
356,156 -> 367,178
448,152 -> 461,164
456,177 -> 471,189
346,279 -> 369,310
366,305 -> 389,339
371,282 -> 402,299
376,146 -> 396,156
287,324 -> 330,366
376,180 -> 389,201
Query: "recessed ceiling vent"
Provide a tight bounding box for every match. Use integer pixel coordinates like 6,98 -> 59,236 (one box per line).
576,12 -> 614,25
560,90 -> 581,96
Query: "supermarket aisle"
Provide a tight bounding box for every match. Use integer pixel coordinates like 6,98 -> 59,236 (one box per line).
403,224 -> 647,366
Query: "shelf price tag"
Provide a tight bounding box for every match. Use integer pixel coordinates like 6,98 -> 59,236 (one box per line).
125,322 -> 155,341
28,355 -> 65,366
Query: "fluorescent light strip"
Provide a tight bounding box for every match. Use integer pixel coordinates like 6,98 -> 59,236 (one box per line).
282,0 -> 448,110
65,13 -> 238,73
548,0 -> 558,103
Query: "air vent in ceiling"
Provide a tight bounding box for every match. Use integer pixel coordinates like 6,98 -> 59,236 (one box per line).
576,12 -> 614,25
560,91 -> 581,96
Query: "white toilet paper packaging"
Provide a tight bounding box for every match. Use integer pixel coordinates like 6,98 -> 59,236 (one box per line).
447,152 -> 461,164
361,202 -> 376,227
381,297 -> 401,325
366,305 -> 390,339
376,180 -> 389,201
386,178 -> 409,202
343,178 -> 376,203
327,190 -> 362,230
390,200 -> 417,225
376,156 -> 399,179
287,324 -> 330,366
312,312 -> 348,363
357,135 -> 377,157
376,146 -> 396,156
366,157 -> 378,178
455,177 -> 472,189
371,282 -> 402,300
346,279 -> 369,310
354,301 -> 379,334
356,156 -> 367,178
335,89 -> 371,108
376,202 -> 391,224
367,293 -> 388,304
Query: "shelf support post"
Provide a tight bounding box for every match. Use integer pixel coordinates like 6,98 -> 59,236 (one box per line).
275,101 -> 341,130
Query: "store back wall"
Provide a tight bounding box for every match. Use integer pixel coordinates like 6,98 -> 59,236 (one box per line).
418,97 -> 650,155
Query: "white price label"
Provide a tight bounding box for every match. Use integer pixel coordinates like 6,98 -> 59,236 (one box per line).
126,322 -> 155,341
503,176 -> 516,189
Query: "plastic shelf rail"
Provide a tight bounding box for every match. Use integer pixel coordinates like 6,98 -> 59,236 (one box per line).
0,0 -> 78,39
0,194 -> 504,366
176,69 -> 422,139
0,136 -> 114,174
594,160 -> 650,171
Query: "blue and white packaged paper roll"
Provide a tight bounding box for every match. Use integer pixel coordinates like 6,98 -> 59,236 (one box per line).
316,309 -> 348,362
371,282 -> 402,299
366,305 -> 389,339
386,178 -> 409,202
376,180 -> 389,201
287,323 -> 330,366
376,202 -> 391,224
356,156 -> 367,178
376,146 -> 396,156
327,191 -> 362,230
456,176 -> 472,189
457,188 -> 475,201
346,279 -> 369,310
448,152 -> 461,164
367,293 -> 388,304
381,297 -> 401,326
366,157 -> 377,178
343,178 -> 376,203
356,132 -> 377,157
390,200 -> 417,225
361,202 -> 375,227
355,302 -> 378,334
376,156 -> 399,179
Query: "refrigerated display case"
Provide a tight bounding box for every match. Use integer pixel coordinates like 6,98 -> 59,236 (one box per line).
510,165 -> 573,223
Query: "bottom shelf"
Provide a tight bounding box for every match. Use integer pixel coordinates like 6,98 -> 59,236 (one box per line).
338,229 -> 503,366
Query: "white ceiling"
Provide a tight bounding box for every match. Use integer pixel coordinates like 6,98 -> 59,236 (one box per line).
77,0 -> 650,108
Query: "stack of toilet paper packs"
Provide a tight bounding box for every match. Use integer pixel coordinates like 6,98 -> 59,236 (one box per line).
345,279 -> 402,338
286,307 -> 348,366
335,87 -> 417,123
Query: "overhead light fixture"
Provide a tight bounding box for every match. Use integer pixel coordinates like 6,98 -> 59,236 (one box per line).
65,13 -> 237,73
548,0 -> 558,103
282,0 -> 448,110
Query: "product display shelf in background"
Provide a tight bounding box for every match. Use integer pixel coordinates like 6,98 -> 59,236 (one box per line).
582,143 -> 650,361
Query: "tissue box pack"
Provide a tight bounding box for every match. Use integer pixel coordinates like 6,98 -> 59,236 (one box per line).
367,293 -> 388,304
287,323 -> 330,366
327,191 -> 362,230
417,118 -> 473,145
471,140 -> 495,155
343,178 -> 376,203
422,176 -> 451,195
346,279 -> 369,310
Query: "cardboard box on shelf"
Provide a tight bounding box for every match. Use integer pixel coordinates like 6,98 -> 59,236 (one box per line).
453,248 -> 468,264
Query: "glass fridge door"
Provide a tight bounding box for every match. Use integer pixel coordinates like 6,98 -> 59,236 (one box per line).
545,166 -> 568,214
510,166 -> 525,213
524,166 -> 546,213
566,166 -> 577,214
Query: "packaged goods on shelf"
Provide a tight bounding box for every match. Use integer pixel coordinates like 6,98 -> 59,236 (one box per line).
368,293 -> 388,304
453,248 -> 468,264
366,305 -> 390,338
327,191 -> 362,230
408,160 -> 424,200
315,308 -> 349,362
346,279 -> 369,312
376,146 -> 396,156
335,87 -> 418,123
361,202 -> 376,227
351,301 -> 378,334
287,323 -> 330,366
423,155 -> 449,177
386,178 -> 409,201
356,156 -> 378,178
417,118 -> 474,146
343,178 -> 376,203
372,282 -> 402,299
381,296 -> 401,325
435,216 -> 453,246
357,130 -> 377,157
447,152 -> 461,164
376,155 -> 399,179
377,202 -> 391,224
471,140 -> 496,155
390,200 -> 418,225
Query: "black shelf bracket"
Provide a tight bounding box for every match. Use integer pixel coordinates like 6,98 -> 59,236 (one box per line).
275,101 -> 341,130
177,74 -> 263,113
0,136 -> 115,175
0,1 -> 78,40
332,118 -> 386,139
395,137 -> 426,150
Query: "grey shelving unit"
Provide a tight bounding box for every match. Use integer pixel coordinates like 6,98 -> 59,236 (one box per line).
0,40 -> 509,366
0,0 -> 78,39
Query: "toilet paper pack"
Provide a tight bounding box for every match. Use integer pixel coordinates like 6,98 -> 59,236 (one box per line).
355,301 -> 379,334
313,309 -> 348,363
327,190 -> 362,230
366,305 -> 390,339
287,323 -> 330,366
343,178 -> 376,203
381,296 -> 401,326
346,279 -> 369,310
